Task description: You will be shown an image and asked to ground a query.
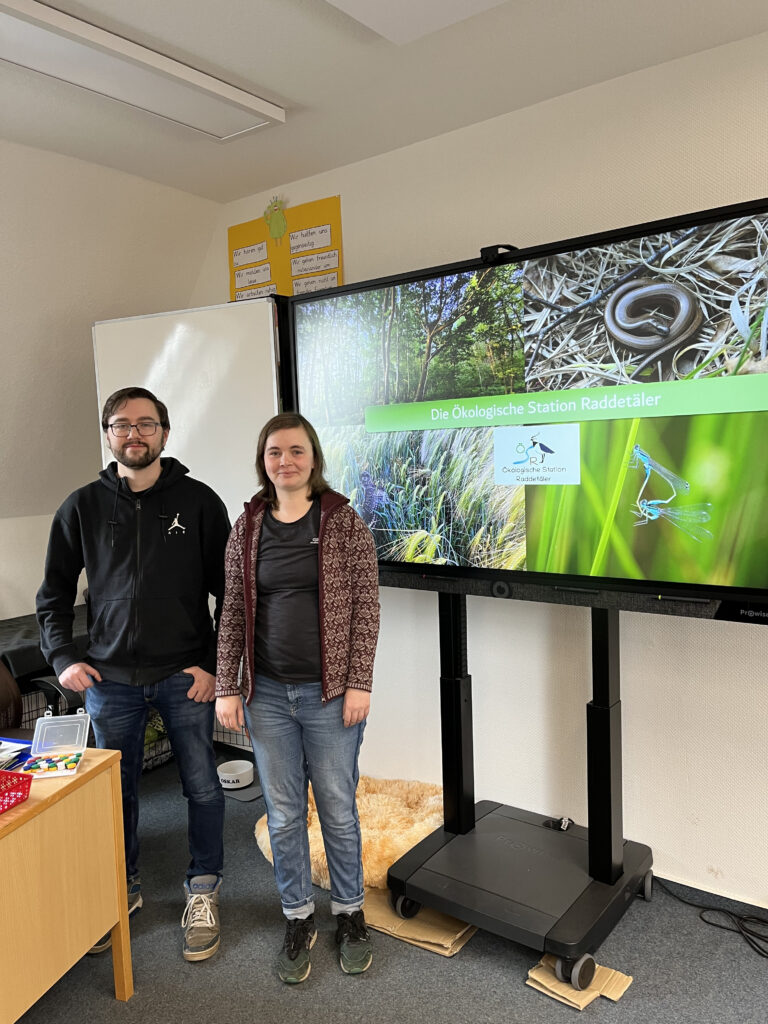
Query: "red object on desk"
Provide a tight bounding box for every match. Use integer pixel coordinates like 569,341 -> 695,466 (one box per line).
0,768 -> 32,813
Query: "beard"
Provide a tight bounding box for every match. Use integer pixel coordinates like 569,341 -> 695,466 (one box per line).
108,439 -> 163,470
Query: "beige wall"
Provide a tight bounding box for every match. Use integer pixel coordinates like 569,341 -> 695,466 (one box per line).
0,140 -> 219,616
2,31 -> 767,905
191,32 -> 768,907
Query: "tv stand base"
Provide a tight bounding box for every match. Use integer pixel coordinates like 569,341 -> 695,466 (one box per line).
387,801 -> 652,961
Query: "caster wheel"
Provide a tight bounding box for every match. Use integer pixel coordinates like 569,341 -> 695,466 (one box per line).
643,869 -> 653,902
391,893 -> 421,919
570,953 -> 596,992
554,957 -> 567,983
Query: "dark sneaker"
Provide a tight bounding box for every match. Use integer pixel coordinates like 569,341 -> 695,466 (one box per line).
182,876 -> 221,962
277,915 -> 317,984
336,910 -> 373,975
88,877 -> 143,955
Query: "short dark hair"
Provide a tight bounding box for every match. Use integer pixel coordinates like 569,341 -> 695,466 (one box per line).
255,412 -> 331,506
101,387 -> 170,432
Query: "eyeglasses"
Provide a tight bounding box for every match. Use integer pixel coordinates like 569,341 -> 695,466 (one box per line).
108,420 -> 161,438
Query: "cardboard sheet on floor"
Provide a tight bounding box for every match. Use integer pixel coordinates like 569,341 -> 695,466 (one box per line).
363,886 -> 476,956
526,954 -> 632,1010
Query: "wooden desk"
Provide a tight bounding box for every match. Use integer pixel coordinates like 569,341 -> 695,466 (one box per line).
0,749 -> 133,1023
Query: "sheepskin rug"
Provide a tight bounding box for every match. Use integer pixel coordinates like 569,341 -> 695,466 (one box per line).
254,776 -> 443,890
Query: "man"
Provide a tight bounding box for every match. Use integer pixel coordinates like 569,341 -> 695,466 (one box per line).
36,386 -> 231,962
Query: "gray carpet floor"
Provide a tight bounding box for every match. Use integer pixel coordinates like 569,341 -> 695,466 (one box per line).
17,757 -> 766,1024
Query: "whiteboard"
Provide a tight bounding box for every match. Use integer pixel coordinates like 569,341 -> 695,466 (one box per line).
93,299 -> 279,523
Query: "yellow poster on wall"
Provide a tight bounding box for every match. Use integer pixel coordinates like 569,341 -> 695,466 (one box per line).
228,195 -> 343,301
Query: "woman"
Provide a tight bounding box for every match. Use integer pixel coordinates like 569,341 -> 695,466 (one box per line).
215,413 -> 380,984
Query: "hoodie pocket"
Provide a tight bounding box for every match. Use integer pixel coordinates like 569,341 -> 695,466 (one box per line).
87,597 -> 208,666
88,599 -> 133,663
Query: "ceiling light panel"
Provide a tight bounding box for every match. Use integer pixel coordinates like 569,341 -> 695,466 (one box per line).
0,0 -> 285,140
325,0 -> 509,45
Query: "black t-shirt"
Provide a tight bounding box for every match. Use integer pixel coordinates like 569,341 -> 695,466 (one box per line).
253,501 -> 322,683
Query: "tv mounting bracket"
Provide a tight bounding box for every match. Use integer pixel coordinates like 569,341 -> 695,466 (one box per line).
479,244 -> 519,264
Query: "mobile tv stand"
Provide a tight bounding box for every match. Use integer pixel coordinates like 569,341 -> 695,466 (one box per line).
387,595 -> 653,990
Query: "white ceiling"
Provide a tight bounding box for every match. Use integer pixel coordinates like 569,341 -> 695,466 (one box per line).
2,0 -> 768,203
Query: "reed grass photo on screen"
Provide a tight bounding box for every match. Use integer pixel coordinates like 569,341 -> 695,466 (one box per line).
319,425 -> 525,570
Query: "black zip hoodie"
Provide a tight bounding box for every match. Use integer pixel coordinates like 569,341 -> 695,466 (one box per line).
37,458 -> 231,686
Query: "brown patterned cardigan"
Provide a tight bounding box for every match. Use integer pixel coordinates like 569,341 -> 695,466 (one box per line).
215,490 -> 380,705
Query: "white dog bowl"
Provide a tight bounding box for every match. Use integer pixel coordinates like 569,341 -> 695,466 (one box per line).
217,760 -> 254,788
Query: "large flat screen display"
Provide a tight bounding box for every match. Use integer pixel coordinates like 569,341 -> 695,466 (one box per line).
290,199 -> 768,609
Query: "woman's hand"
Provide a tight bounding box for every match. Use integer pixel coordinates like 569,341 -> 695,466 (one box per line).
216,694 -> 245,731
342,688 -> 370,728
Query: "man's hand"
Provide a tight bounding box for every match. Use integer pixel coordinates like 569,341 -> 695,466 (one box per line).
183,666 -> 216,702
342,688 -> 370,728
58,662 -> 101,692
216,694 -> 245,732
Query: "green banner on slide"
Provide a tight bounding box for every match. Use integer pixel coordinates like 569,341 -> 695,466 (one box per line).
364,374 -> 768,432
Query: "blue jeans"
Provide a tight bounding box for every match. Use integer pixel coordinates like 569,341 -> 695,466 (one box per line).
244,675 -> 365,918
85,673 -> 224,881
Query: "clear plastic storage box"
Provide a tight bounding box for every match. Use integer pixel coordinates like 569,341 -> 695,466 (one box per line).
19,708 -> 90,779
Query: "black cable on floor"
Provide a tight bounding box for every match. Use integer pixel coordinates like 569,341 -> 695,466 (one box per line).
654,877 -> 768,958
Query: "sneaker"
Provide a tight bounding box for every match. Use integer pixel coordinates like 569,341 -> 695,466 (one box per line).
88,877 -> 143,955
335,910 -> 373,975
276,915 -> 317,984
182,876 -> 221,962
